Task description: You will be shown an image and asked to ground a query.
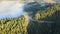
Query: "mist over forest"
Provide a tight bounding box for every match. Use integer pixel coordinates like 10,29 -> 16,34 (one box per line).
0,0 -> 60,34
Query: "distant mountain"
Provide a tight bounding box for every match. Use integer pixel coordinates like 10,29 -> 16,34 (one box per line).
19,0 -> 60,3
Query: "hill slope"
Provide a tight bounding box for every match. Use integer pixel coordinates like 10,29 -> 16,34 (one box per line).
0,3 -> 60,34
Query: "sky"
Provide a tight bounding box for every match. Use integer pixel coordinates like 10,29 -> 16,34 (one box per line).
0,0 -> 60,19
0,1 -> 25,19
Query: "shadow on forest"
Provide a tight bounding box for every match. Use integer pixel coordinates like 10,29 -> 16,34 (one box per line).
27,10 -> 60,34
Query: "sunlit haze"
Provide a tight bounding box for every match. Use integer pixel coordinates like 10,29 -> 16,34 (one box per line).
0,1 -> 25,19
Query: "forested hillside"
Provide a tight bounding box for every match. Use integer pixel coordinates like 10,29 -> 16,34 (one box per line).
0,3 -> 60,34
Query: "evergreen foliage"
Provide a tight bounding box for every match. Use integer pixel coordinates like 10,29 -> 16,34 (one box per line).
0,3 -> 60,34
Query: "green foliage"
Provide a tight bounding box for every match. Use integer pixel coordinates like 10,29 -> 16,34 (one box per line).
32,3 -> 60,20
0,13 -> 29,34
0,3 -> 60,34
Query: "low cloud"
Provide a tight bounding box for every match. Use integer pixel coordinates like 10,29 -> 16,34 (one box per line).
0,1 -> 25,19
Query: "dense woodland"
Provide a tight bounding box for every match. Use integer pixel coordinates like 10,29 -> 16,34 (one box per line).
0,2 -> 60,34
